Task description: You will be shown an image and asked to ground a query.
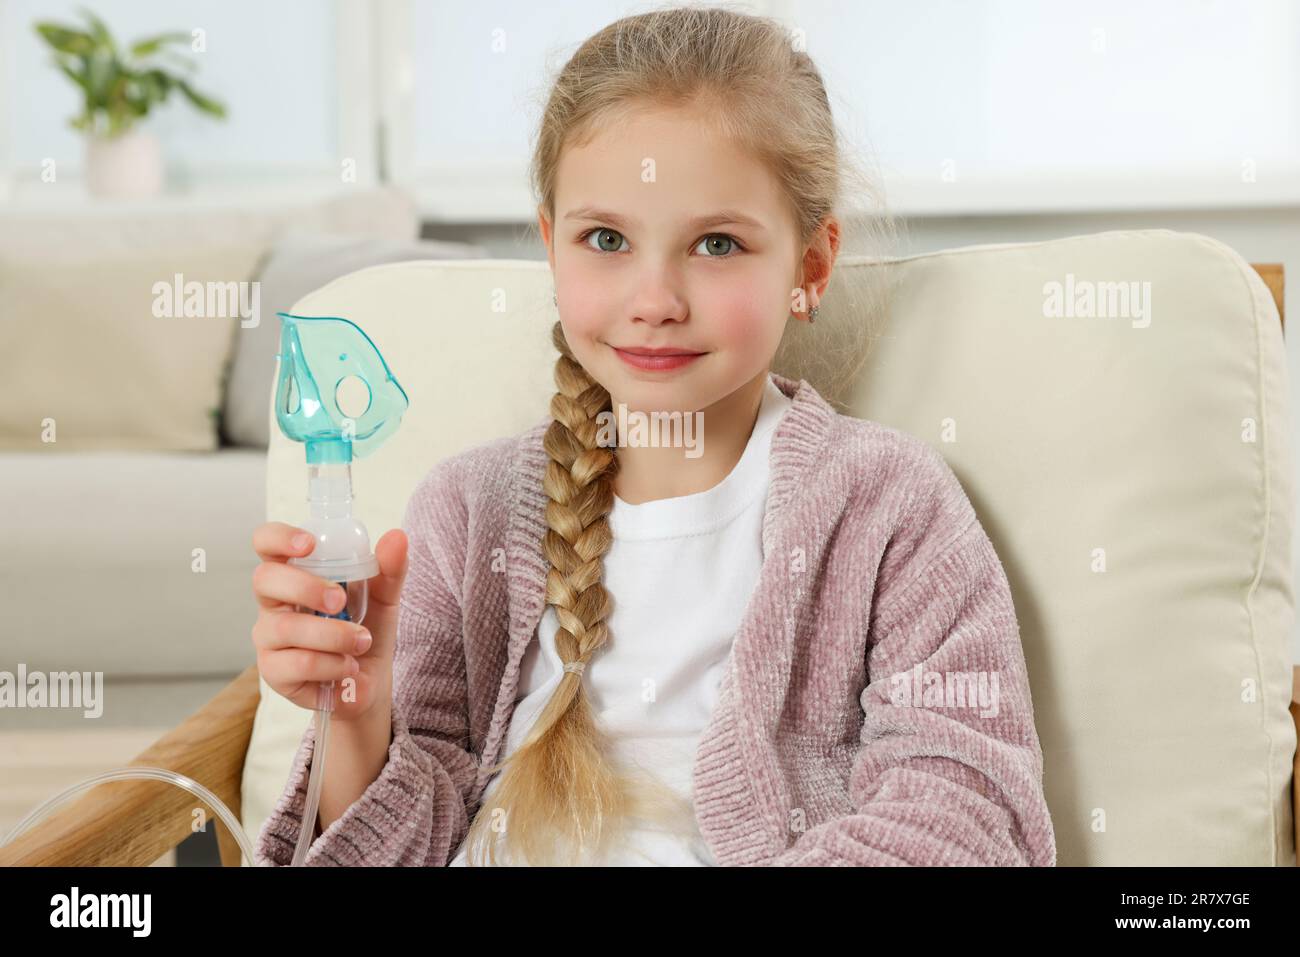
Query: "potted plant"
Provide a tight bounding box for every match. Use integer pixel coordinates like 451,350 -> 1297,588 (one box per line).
34,7 -> 227,198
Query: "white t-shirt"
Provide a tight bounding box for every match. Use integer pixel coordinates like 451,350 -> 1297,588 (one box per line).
449,375 -> 793,866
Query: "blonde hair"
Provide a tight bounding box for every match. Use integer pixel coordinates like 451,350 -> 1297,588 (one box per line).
459,3 -> 899,866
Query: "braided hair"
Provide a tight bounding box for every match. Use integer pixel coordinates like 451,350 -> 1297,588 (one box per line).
459,321 -> 693,866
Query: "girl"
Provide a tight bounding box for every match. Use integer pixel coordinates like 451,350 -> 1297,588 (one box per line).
252,5 -> 1056,867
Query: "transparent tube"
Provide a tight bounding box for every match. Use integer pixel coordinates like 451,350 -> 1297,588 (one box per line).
1,579 -> 367,868
292,697 -> 332,866
0,732 -> 335,867
0,766 -> 259,866
289,576 -> 367,866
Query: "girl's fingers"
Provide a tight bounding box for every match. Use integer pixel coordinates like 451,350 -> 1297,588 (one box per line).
364,529 -> 409,612
252,522 -> 315,564
259,647 -> 360,688
252,561 -> 348,614
254,609 -> 372,657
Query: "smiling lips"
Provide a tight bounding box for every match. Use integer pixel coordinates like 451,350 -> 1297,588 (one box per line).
611,344 -> 706,371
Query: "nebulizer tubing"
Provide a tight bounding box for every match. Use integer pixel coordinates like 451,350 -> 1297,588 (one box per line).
2,312 -> 408,868
0,767 -> 258,865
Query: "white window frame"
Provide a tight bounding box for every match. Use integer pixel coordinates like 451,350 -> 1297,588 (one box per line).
5,0 -> 1297,216
377,0 -> 1300,221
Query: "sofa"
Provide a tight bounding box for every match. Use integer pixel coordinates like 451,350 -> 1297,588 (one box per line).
0,187 -> 488,742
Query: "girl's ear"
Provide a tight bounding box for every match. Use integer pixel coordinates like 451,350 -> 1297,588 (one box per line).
538,205 -> 557,270
802,215 -> 842,301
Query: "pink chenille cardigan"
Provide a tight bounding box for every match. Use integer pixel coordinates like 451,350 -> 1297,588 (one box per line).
256,371 -> 1057,866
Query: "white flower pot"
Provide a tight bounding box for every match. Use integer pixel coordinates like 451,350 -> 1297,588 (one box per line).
84,128 -> 163,199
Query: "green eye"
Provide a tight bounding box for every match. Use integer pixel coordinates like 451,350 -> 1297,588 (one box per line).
579,227 -> 744,257
696,234 -> 737,257
585,228 -> 627,253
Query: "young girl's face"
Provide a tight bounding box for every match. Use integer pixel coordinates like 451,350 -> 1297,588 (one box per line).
541,102 -> 806,415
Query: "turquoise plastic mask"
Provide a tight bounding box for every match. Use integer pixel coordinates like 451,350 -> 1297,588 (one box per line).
274,311 -> 409,465
273,311 -> 409,628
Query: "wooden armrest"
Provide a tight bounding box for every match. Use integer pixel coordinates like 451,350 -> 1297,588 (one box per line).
0,665 -> 261,867
1293,666 -> 1299,865
1250,263 -> 1285,331
1291,696 -> 1299,862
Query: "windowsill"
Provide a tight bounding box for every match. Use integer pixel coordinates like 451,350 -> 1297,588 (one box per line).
0,171 -> 373,215
406,163 -> 1300,224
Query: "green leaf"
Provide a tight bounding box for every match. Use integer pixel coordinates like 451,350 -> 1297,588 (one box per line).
84,50 -> 116,107
143,68 -> 175,91
129,31 -> 191,58
77,7 -> 116,57
34,23 -> 95,56
123,77 -> 148,115
176,79 -> 227,119
137,70 -> 169,107
54,58 -> 90,93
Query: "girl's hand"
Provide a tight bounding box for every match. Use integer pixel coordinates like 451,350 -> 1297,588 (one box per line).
250,522 -> 408,720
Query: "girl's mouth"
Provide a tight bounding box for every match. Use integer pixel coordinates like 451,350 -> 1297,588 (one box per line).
611,345 -> 706,371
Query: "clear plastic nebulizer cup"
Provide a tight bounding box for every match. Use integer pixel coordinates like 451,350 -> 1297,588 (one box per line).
288,460 -> 380,711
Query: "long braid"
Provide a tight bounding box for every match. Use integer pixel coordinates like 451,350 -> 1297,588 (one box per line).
460,322 -> 689,866
541,319 -> 620,684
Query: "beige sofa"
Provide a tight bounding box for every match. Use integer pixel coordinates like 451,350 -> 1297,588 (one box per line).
0,187 -> 486,738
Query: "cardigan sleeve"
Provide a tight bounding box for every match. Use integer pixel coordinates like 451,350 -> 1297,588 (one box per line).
770,481 -> 1057,867
254,465 -> 480,867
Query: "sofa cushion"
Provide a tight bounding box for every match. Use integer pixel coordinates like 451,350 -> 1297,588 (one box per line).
2,448 -> 265,676
0,243 -> 265,451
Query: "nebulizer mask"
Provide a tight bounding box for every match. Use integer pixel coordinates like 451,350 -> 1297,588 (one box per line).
272,311 -> 409,864
1,312 -> 407,867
